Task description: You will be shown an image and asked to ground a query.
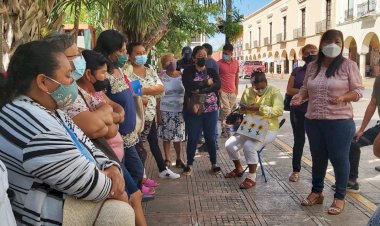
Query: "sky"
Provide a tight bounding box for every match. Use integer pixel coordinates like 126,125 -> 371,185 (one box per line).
208,0 -> 272,51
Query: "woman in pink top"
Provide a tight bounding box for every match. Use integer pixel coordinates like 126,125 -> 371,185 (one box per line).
292,29 -> 363,215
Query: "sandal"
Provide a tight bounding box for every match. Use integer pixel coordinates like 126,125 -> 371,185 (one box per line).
143,178 -> 160,187
141,185 -> 155,195
289,172 -> 300,182
328,199 -> 345,215
239,178 -> 256,189
212,166 -> 222,175
225,169 -> 244,178
301,192 -> 324,206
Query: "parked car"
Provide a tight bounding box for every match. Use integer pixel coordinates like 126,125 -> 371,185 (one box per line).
242,61 -> 266,79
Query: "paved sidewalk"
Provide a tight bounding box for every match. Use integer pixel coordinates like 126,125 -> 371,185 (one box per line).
142,123 -> 374,225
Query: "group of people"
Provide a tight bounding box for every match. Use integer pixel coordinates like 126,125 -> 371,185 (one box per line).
1,27 -> 380,225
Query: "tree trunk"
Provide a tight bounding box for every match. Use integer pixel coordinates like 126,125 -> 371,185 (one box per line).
73,0 -> 82,43
225,0 -> 232,44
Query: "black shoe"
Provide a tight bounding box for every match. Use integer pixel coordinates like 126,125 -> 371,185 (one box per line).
198,143 -> 208,152
331,181 -> 360,193
175,159 -> 186,168
183,166 -> 192,176
142,194 -> 155,202
212,165 -> 221,175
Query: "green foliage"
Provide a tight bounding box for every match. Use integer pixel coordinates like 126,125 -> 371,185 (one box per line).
156,0 -> 221,57
217,7 -> 243,42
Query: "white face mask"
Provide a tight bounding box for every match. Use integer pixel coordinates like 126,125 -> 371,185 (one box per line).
322,43 -> 341,58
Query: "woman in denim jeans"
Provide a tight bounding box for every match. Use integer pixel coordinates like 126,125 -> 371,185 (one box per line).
291,29 -> 364,215
369,134 -> 380,225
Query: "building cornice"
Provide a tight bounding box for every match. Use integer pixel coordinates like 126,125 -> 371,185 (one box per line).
244,0 -> 282,21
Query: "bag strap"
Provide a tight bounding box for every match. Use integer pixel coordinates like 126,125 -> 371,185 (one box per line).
62,123 -> 96,163
92,200 -> 107,226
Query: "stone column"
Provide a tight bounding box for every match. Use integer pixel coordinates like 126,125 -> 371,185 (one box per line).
359,53 -> 366,78
281,60 -> 285,74
274,62 -> 278,75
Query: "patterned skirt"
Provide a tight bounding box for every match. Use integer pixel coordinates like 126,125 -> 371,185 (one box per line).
158,111 -> 186,142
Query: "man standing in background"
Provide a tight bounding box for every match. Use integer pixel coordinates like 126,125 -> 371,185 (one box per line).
218,43 -> 240,138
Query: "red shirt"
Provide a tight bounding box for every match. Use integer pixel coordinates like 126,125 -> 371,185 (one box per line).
218,59 -> 239,93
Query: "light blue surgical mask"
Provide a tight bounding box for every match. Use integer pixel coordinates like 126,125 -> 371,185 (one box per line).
72,55 -> 86,80
135,55 -> 148,66
222,54 -> 231,62
46,76 -> 78,109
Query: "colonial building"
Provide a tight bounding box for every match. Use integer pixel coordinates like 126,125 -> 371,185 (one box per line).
336,0 -> 379,77
243,0 -> 335,75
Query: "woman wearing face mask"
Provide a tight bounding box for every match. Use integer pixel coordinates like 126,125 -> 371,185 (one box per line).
182,46 -> 221,176
286,44 -> 318,182
156,53 -> 186,168
126,43 -> 180,180
291,29 -> 363,215
0,41 -> 134,225
93,30 -> 153,202
224,71 -> 283,189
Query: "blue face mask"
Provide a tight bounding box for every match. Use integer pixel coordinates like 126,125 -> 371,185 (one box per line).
72,56 -> 86,80
222,54 -> 231,62
46,76 -> 78,109
135,55 -> 148,66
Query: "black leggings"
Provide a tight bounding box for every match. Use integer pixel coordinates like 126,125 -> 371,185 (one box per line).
290,109 -> 306,172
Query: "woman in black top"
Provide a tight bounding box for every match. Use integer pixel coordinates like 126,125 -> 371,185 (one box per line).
182,46 -> 221,176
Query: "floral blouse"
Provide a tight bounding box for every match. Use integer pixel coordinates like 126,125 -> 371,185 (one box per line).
62,87 -> 100,117
193,72 -> 218,113
125,64 -> 164,122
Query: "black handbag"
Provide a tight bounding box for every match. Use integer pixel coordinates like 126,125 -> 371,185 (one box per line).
284,94 -> 292,111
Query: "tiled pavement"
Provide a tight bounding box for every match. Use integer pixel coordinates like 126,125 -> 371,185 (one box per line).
142,116 -> 375,226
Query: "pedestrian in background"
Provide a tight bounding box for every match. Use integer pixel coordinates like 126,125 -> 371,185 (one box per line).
218,43 -> 240,138
287,44 -> 318,182
291,29 -> 363,215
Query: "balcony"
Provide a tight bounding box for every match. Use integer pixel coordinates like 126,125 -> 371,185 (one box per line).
244,43 -> 250,50
357,0 -> 377,18
315,20 -> 328,34
276,33 -> 286,43
253,40 -> 258,48
264,37 -> 270,46
293,28 -> 305,39
345,8 -> 354,21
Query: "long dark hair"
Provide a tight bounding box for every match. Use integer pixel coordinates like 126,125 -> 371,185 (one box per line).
82,50 -> 108,75
0,41 -> 61,107
94,30 -> 126,71
314,29 -> 345,78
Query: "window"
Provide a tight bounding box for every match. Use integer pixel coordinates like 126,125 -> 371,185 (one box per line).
283,16 -> 287,40
326,0 -> 331,29
301,8 -> 306,36
269,22 -> 272,44
258,27 -> 261,46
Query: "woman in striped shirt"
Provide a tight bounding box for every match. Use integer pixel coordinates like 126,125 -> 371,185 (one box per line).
0,41 -> 134,225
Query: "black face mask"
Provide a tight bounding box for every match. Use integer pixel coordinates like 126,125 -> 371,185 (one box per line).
196,57 -> 206,67
303,55 -> 317,64
93,79 -> 110,92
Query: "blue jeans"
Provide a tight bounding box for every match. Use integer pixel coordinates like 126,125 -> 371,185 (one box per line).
120,163 -> 138,196
305,118 -> 355,200
185,111 -> 218,165
368,205 -> 380,225
123,145 -> 144,188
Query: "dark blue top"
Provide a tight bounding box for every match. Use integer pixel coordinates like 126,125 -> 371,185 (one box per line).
106,85 -> 136,136
206,58 -> 219,73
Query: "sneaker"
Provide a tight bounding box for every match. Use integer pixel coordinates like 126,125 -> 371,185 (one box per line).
331,181 -> 360,193
183,166 -> 192,176
159,167 -> 180,179
220,130 -> 229,138
175,159 -> 186,168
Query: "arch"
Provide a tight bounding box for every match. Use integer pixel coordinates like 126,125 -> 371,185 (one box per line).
344,36 -> 358,63
362,32 -> 380,54
249,55 -> 252,60
253,54 -> 257,60
268,52 -> 273,57
245,56 -> 248,60
289,49 -> 297,60
258,54 -> 261,60
298,49 -> 303,58
281,50 -> 288,59
281,50 -> 289,74
274,51 -> 279,59
263,53 -> 267,58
